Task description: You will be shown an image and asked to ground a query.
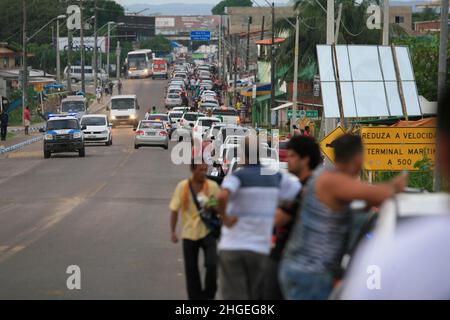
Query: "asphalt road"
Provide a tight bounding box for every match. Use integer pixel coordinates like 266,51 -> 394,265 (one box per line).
0,78 -> 189,299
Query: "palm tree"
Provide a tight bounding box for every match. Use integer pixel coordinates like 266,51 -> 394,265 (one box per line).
273,0 -> 410,83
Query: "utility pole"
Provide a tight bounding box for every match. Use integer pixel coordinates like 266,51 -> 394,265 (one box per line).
261,16 -> 265,40
234,34 -> 238,105
291,15 -> 300,134
434,0 -> 449,192
56,20 -> 61,83
67,29 -> 72,91
246,16 -> 252,73
269,2 -> 275,130
382,0 -> 390,45
93,0 -> 99,89
107,23 -> 111,79
80,0 -> 86,93
326,0 -> 335,45
322,0 -> 336,138
222,17 -> 226,80
22,0 -> 27,125
116,41 -> 121,79
335,3 -> 343,43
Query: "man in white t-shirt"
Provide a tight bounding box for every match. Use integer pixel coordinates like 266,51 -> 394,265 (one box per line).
217,137 -> 300,300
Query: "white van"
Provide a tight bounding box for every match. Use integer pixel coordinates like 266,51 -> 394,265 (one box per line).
64,65 -> 108,83
60,95 -> 88,120
107,95 -> 140,128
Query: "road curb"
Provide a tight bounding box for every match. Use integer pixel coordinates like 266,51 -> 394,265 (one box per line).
0,136 -> 43,155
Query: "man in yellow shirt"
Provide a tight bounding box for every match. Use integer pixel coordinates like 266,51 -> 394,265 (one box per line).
170,163 -> 221,300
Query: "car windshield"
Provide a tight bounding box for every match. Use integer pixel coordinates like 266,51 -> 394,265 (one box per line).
169,113 -> 183,121
61,101 -> 86,112
147,115 -> 168,121
199,119 -> 219,127
139,122 -> 164,129
81,117 -> 106,126
111,99 -> 135,110
213,109 -> 238,116
183,113 -> 199,121
221,128 -> 248,141
47,119 -> 79,130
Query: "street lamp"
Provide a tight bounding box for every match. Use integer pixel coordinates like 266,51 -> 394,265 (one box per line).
55,15 -> 68,83
92,21 -> 124,87
106,22 -> 124,79
22,13 -> 66,124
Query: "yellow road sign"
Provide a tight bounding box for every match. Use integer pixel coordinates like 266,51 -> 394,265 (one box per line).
364,144 -> 436,171
320,126 -> 346,163
361,127 -> 436,144
361,127 -> 436,171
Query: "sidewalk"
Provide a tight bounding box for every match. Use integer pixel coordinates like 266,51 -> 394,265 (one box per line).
0,130 -> 43,153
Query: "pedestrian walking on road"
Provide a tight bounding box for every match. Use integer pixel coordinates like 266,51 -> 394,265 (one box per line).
217,137 -> 300,300
108,81 -> 114,96
0,109 -> 8,141
170,162 -> 221,300
261,136 -> 322,300
23,106 -> 31,135
279,134 -> 407,300
117,79 -> 123,95
96,86 -> 103,104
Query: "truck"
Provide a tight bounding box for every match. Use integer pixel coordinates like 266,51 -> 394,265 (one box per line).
152,58 -> 169,79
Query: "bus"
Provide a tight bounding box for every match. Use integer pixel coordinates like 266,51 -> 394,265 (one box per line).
126,49 -> 153,78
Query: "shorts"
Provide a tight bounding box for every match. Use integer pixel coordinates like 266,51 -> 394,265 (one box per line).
24,120 -> 30,127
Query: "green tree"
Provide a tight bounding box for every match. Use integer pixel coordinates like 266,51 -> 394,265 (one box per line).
412,6 -> 439,23
140,36 -> 172,53
212,0 -> 252,15
274,0 -> 411,82
0,0 -> 124,45
393,35 -> 450,101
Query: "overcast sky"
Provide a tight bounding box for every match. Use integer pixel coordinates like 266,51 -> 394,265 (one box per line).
116,0 -> 290,5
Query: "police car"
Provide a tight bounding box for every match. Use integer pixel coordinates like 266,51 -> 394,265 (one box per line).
40,113 -> 86,159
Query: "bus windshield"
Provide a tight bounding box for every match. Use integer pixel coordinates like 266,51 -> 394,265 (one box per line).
128,54 -> 147,70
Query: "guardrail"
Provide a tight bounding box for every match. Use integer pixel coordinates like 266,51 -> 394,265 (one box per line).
0,135 -> 43,155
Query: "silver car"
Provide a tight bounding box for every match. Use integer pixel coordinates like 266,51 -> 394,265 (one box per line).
165,93 -> 182,109
134,121 -> 169,150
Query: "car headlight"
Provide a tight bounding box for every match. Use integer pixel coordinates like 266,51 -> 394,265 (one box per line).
110,116 -> 116,120
130,114 -> 136,120
44,134 -> 54,140
101,130 -> 109,134
73,132 -> 83,139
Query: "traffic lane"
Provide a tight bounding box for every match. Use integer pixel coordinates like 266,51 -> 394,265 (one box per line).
0,128 -> 137,248
119,78 -> 168,117
0,144 -> 187,299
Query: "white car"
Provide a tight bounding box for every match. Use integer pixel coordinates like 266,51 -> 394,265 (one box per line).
199,80 -> 213,90
180,112 -> 205,130
212,107 -> 240,125
81,114 -> 112,146
201,90 -> 217,99
193,117 -> 222,138
206,123 -> 227,140
165,93 -> 182,108
168,111 -> 184,128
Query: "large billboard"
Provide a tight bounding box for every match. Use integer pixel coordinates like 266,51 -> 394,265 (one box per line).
155,16 -> 220,36
58,37 -> 107,52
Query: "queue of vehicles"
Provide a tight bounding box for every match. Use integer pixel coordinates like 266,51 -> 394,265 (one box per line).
38,56 -> 252,166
